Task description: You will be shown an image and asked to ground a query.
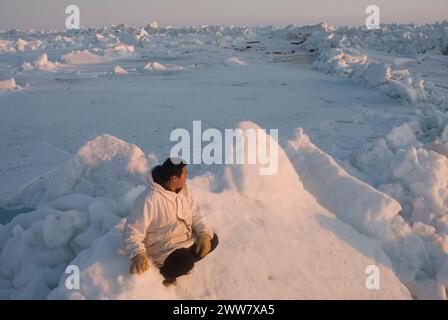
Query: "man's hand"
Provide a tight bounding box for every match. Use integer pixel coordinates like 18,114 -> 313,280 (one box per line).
195,234 -> 212,258
130,252 -> 150,274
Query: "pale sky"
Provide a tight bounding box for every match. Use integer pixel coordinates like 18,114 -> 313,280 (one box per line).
1,0 -> 447,30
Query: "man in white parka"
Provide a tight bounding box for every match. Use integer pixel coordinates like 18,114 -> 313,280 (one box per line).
123,157 -> 219,286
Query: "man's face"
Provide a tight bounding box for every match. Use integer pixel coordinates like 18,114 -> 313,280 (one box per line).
171,166 -> 187,190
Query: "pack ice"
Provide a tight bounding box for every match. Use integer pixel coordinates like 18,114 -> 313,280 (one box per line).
1,21 -> 448,300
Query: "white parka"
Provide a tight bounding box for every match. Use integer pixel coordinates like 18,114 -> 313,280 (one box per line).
123,175 -> 214,267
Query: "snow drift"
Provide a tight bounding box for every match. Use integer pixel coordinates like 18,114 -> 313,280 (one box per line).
0,123 -> 411,299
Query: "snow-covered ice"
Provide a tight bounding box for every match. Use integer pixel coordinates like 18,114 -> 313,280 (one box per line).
0,126 -> 410,299
1,21 -> 448,299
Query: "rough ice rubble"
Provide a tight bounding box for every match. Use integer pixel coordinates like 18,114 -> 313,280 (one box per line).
0,38 -> 42,53
360,120 -> 448,232
0,24 -> 262,55
392,148 -> 448,226
103,44 -> 134,59
383,216 -> 448,300
313,48 -> 434,104
291,22 -> 448,106
285,126 -> 448,299
0,124 -> 410,299
0,135 -> 155,299
289,23 -> 448,297
31,53 -> 59,70
1,22 -> 446,63
354,120 -> 448,299
224,56 -> 247,66
355,122 -> 422,185
21,53 -> 65,72
18,46 -> 138,77
0,24 -> 286,67
288,21 -> 448,57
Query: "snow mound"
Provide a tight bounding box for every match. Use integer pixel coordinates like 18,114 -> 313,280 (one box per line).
21,53 -> 65,72
0,79 -> 21,91
224,56 -> 247,66
32,54 -> 58,70
143,61 -> 166,71
61,50 -> 106,65
14,39 -> 30,52
143,61 -> 185,72
113,65 -> 128,75
39,134 -> 154,206
103,44 -> 135,59
0,123 -> 411,299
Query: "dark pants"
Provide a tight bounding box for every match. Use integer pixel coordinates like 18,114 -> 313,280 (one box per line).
159,233 -> 219,280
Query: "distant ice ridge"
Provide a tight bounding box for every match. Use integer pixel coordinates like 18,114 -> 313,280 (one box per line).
3,21 -> 447,105
3,22 -> 446,105
0,123 -> 412,300
0,24 -> 273,54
